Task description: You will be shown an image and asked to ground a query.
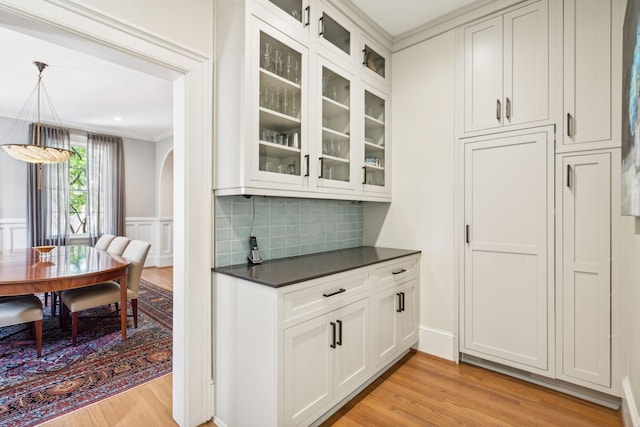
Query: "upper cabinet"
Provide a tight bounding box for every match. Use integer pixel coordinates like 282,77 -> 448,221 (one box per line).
214,0 -> 392,201
463,1 -> 549,134
561,0 -> 614,150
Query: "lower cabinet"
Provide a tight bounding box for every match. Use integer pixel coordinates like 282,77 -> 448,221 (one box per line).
214,254 -> 420,427
283,298 -> 368,425
372,279 -> 418,368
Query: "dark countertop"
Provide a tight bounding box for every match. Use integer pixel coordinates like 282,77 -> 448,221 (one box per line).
213,246 -> 421,288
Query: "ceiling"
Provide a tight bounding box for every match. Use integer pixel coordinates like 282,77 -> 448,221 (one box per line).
350,0 -> 479,37
0,1 -> 477,143
0,25 -> 173,143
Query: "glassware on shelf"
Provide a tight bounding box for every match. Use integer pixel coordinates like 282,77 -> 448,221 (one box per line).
263,42 -> 272,71
285,53 -> 294,81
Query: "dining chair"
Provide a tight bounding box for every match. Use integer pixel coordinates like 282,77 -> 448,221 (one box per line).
106,236 -> 131,256
94,234 -> 116,251
61,239 -> 151,346
0,295 -> 44,357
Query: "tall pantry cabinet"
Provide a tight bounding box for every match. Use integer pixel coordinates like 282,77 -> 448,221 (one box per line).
459,0 -> 623,399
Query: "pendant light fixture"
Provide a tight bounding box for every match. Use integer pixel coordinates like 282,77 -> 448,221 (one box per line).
0,61 -> 72,164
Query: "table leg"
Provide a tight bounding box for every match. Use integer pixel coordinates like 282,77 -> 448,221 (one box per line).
120,272 -> 128,341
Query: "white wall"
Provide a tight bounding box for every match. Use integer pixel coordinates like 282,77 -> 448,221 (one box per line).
123,136 -> 157,217
0,116 -> 28,218
364,30 -> 457,360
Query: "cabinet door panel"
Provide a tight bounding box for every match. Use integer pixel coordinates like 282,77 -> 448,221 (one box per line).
372,287 -> 399,365
563,0 -> 611,145
464,16 -> 503,132
503,1 -> 548,126
560,153 -> 611,386
463,130 -> 550,371
283,314 -> 333,425
334,299 -> 369,397
398,282 -> 418,348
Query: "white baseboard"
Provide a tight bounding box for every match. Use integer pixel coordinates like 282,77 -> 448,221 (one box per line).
623,377 -> 640,427
417,325 -> 455,361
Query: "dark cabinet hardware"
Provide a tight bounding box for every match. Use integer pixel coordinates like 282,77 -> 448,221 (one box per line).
506,97 -> 511,120
396,293 -> 403,313
318,16 -> 324,36
323,288 -> 346,298
318,157 -> 324,179
336,319 -> 343,346
567,113 -> 573,137
362,166 -> 367,184
304,154 -> 310,177
392,268 -> 407,275
567,164 -> 572,189
330,321 -> 336,348
304,6 -> 310,27
400,292 -> 405,312
466,225 -> 470,244
496,99 -> 501,122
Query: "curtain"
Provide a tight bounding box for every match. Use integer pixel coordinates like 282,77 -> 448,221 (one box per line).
26,124 -> 71,246
86,133 -> 125,245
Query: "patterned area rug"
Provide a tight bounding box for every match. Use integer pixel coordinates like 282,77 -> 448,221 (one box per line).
0,280 -> 172,427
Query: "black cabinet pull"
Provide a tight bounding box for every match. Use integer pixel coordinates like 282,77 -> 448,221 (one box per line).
401,292 -> 405,312
362,48 -> 367,66
567,113 -> 573,137
396,293 -> 402,313
392,268 -> 406,275
496,99 -> 501,122
466,225 -> 470,244
318,157 -> 324,179
323,288 -> 346,298
362,166 -> 367,184
567,164 -> 572,189
336,319 -> 342,346
304,6 -> 310,27
330,322 -> 336,348
304,154 -> 310,177
319,16 -> 324,36
506,97 -> 511,120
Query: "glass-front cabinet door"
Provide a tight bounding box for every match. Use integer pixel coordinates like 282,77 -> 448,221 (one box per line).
261,0 -> 311,32
252,18 -> 308,187
363,86 -> 388,193
316,1 -> 354,64
318,58 -> 355,191
361,35 -> 389,89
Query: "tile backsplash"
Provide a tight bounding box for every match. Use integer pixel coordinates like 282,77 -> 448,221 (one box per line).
215,196 -> 363,266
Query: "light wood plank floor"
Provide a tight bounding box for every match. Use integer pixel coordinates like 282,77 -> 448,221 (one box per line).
42,267 -> 621,426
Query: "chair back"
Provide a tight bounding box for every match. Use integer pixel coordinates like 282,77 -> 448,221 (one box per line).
94,234 -> 116,251
106,236 -> 130,256
121,240 -> 151,295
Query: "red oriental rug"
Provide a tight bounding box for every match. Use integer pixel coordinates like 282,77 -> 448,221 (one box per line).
0,280 -> 172,427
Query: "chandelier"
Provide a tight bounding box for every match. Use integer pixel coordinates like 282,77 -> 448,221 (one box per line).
0,61 -> 72,164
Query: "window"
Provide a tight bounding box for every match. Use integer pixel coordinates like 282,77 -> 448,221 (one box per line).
69,137 -> 87,235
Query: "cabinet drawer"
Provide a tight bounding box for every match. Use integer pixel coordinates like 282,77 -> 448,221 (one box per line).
374,256 -> 418,288
282,271 -> 368,323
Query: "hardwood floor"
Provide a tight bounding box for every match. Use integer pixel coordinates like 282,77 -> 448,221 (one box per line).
140,266 -> 173,291
42,267 -> 620,426
322,352 -> 622,426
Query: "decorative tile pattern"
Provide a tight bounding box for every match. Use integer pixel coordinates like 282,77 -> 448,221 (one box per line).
214,196 -> 363,266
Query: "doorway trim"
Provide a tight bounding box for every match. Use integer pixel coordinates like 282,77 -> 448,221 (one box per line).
0,1 -> 214,425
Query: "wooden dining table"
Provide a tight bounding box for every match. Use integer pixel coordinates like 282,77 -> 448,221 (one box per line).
0,245 -> 131,340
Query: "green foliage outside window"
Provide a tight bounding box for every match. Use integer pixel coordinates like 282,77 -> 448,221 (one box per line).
69,145 -> 87,234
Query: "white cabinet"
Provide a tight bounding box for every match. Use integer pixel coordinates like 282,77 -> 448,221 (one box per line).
284,298 -> 368,425
556,151 -> 613,389
215,0 -> 392,201
214,253 -> 420,427
461,127 -> 554,376
561,0 -> 613,149
362,85 -> 390,194
372,279 -> 417,368
463,1 -> 548,133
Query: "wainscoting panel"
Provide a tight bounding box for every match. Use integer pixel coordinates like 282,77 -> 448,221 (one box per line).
0,219 -> 27,251
125,217 -> 174,267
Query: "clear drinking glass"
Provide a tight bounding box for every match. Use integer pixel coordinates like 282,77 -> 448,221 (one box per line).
285,53 -> 294,82
263,42 -> 272,71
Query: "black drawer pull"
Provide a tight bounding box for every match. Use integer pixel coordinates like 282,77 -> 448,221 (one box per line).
323,288 -> 346,298
336,319 -> 343,346
392,268 -> 407,275
396,293 -> 403,313
330,322 -> 336,348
